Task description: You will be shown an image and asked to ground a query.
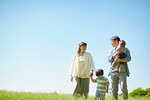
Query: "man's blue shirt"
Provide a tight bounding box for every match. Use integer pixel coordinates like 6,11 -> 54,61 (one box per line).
108,47 -> 131,77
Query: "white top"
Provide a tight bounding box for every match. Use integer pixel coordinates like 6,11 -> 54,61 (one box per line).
69,52 -> 95,78
77,56 -> 86,78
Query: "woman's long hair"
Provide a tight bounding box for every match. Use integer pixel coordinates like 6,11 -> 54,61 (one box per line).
77,42 -> 87,55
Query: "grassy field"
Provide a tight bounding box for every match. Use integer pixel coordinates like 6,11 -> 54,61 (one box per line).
0,90 -> 150,100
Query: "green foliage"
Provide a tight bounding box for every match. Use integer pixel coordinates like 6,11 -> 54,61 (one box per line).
145,88 -> 150,97
129,88 -> 150,97
145,88 -> 150,93
0,90 -> 150,100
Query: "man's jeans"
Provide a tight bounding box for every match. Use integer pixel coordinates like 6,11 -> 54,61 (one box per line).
111,72 -> 128,100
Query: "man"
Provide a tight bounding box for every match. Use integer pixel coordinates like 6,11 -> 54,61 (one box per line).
108,36 -> 131,100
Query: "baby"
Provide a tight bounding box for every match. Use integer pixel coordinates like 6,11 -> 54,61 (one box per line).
111,40 -> 127,72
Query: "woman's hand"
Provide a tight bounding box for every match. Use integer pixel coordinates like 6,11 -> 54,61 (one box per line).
89,71 -> 93,77
71,76 -> 73,82
106,89 -> 108,93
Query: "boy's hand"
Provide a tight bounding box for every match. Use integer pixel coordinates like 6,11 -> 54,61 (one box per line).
106,90 -> 108,93
71,76 -> 73,82
89,72 -> 93,77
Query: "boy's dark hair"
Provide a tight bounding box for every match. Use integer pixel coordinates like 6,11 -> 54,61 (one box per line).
96,69 -> 104,76
120,40 -> 126,48
110,36 -> 120,42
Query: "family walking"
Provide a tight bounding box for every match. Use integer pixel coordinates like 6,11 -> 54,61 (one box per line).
69,36 -> 131,100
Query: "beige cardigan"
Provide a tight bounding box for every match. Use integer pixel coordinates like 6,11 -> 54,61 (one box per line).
69,52 -> 95,78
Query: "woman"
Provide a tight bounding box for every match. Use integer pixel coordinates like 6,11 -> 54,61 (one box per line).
69,42 -> 95,99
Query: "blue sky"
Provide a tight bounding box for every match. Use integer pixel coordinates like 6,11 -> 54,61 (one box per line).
0,0 -> 150,95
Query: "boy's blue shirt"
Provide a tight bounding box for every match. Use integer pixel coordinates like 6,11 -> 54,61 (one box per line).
108,47 -> 131,77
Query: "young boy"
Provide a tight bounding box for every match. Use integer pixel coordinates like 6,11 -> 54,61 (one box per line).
111,40 -> 127,72
90,69 -> 109,100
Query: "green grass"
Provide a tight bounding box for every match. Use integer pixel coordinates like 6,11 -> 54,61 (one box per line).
0,90 -> 150,100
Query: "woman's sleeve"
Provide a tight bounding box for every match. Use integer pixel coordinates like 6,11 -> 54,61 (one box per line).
68,54 -> 76,76
89,53 -> 96,72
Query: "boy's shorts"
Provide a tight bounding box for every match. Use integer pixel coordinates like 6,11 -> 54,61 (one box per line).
95,92 -> 105,100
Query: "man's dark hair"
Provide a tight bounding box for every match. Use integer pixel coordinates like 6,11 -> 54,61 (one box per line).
96,69 -> 104,76
111,36 -> 120,42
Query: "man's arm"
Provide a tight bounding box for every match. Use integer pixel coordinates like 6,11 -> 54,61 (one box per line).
112,51 -> 121,59
116,48 -> 131,63
116,58 -> 128,63
108,49 -> 114,62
